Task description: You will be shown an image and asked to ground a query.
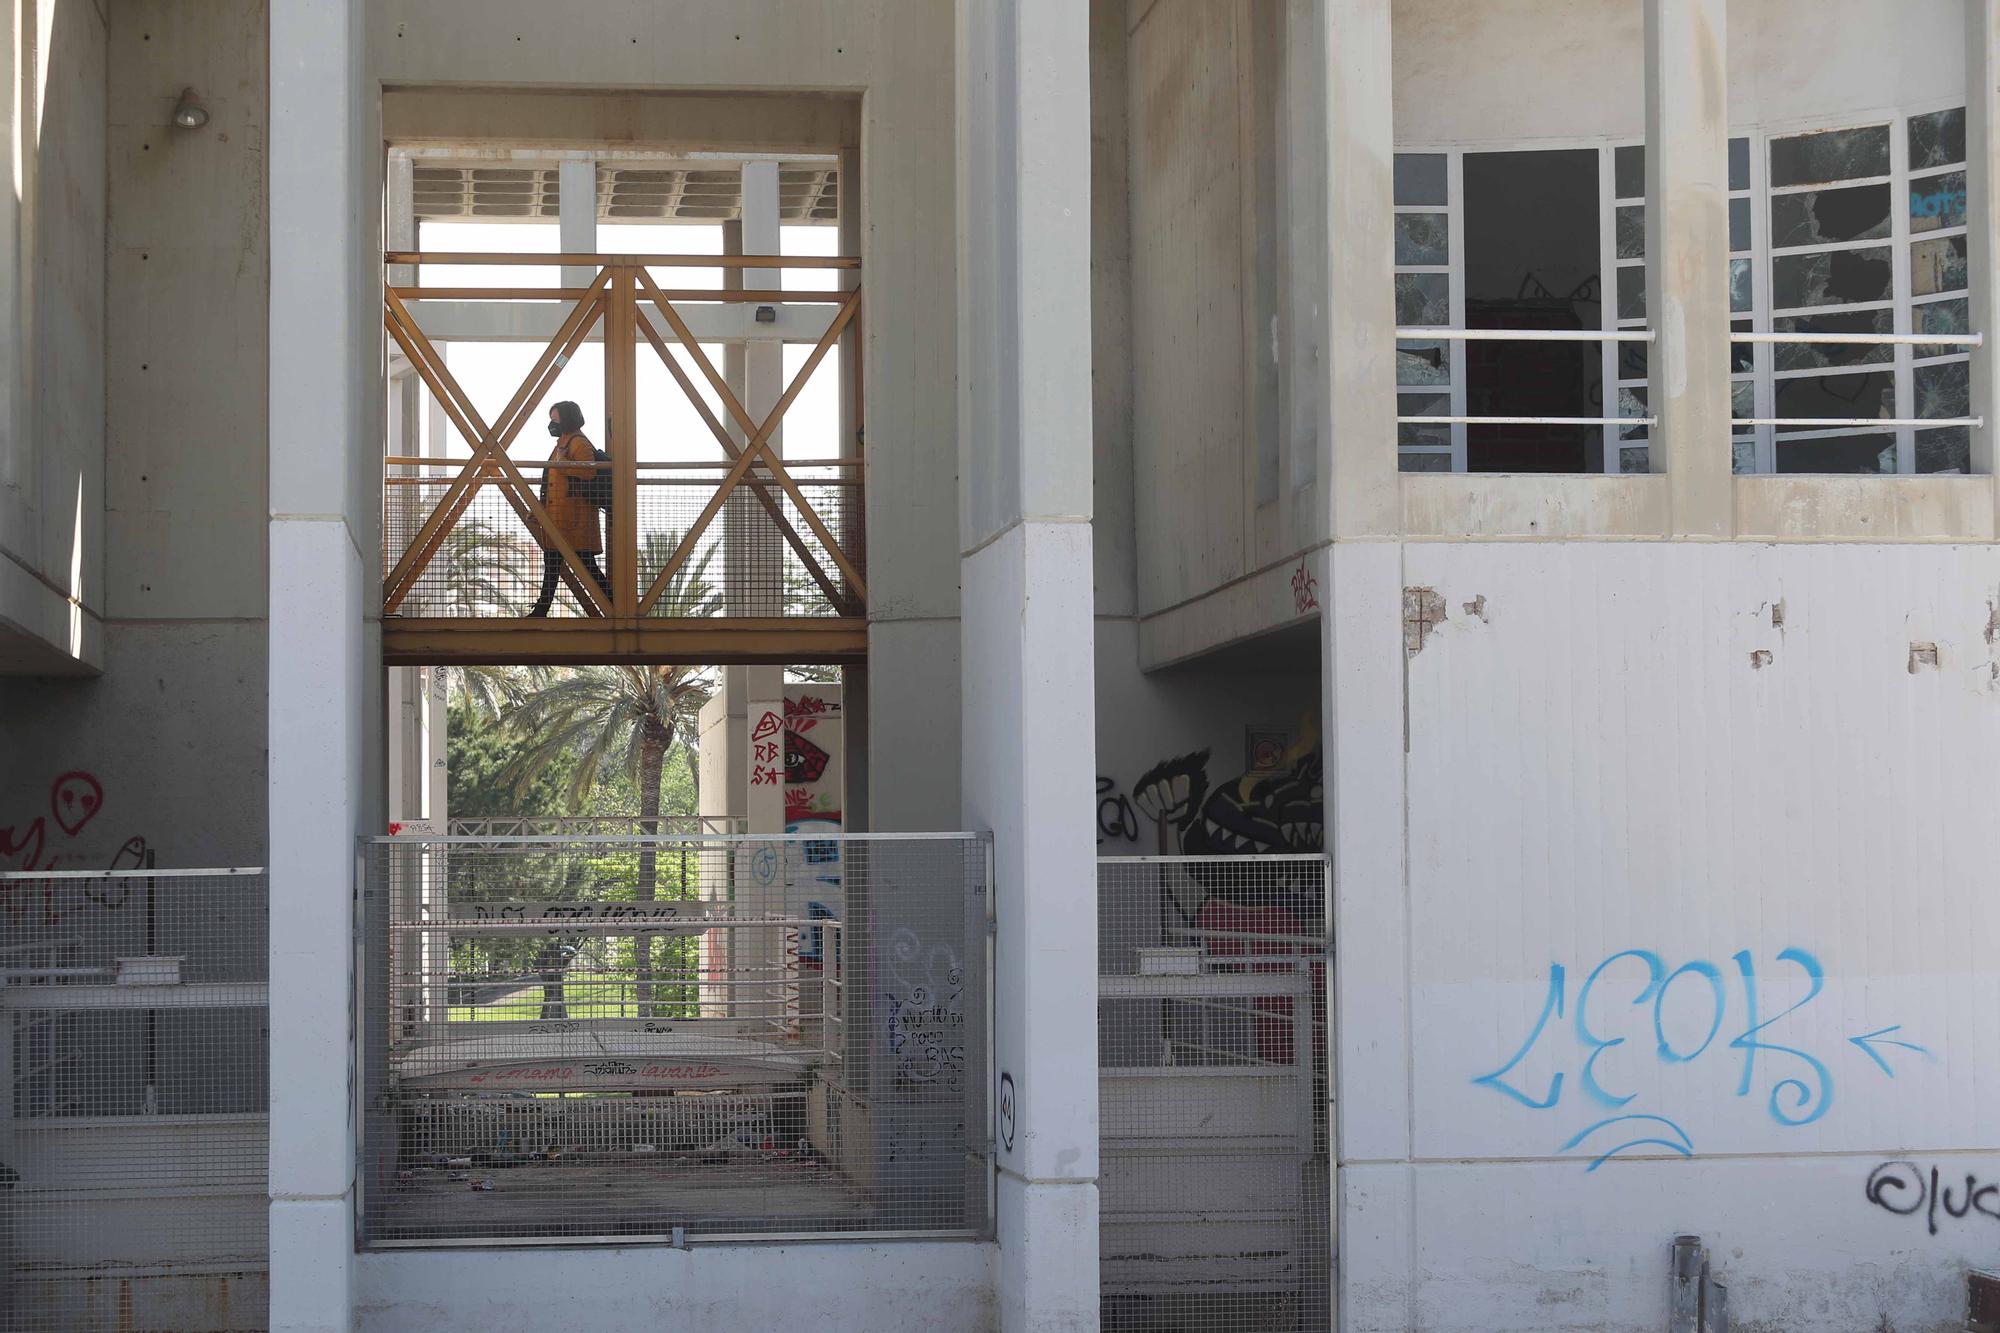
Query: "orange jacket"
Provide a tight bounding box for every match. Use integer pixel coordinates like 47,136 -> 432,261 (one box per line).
537,432 -> 602,554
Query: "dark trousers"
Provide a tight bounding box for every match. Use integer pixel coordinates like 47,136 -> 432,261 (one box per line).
528,549 -> 612,616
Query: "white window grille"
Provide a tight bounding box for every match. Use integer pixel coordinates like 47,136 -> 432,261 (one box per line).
1394,103 -> 1982,476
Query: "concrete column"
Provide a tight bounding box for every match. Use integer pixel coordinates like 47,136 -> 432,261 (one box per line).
1644,0 -> 1732,534
1319,0 -> 1398,537
268,0 -> 364,1326
1967,0 -> 2000,502
558,156 -> 596,288
957,1 -> 1098,1327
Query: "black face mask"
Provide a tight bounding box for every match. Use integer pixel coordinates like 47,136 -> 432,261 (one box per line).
547,421 -> 566,437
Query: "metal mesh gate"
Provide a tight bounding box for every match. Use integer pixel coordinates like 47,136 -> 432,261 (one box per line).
361,833 -> 989,1245
0,867 -> 269,1333
1098,855 -> 1329,1331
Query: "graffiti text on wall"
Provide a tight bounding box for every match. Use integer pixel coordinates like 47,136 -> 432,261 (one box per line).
1866,1161 -> 2000,1236
1472,947 -> 1929,1171
883,927 -> 965,1092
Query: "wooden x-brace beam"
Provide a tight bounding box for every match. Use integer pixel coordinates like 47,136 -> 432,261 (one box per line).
382,275 -> 612,616
634,270 -> 867,615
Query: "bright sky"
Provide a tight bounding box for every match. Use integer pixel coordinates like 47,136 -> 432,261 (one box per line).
416,220 -> 843,463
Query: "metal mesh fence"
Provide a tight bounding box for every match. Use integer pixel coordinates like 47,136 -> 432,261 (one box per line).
0,867 -> 269,1333
382,462 -> 861,619
1098,855 -> 1328,1332
361,834 -> 988,1246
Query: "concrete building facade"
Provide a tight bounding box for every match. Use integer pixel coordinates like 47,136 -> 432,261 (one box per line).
2,0 -> 1998,1329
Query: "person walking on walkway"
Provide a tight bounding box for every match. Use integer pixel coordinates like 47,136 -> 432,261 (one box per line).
527,400 -> 614,616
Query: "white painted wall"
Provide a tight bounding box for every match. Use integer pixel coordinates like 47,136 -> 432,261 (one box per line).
1330,539 -> 2000,1332
355,1241 -> 996,1332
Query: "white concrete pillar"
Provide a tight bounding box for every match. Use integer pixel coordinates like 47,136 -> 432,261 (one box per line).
559,156 -> 596,288
268,0 -> 364,1326
957,1 -> 1099,1327
1967,0 -> 2000,501
1318,0 -> 1398,536
1644,0 -> 1732,533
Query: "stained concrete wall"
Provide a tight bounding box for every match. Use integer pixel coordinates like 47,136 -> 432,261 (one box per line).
1120,0 -> 1987,666
1393,0 -> 1967,146
0,0 -> 267,870
1325,539 -> 2000,1332
0,0 -> 106,674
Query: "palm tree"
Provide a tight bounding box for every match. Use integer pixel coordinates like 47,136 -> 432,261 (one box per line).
496,539 -> 720,1013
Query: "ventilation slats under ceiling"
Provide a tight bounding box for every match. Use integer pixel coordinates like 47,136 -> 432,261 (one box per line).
411,162 -> 838,224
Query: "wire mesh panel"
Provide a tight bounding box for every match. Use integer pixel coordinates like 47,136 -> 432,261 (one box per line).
361,834 -> 988,1246
1098,855 -> 1328,1332
0,868 -> 269,1333
383,462 -> 863,619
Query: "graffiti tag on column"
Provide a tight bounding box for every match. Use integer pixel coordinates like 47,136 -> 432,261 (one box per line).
1095,777 -> 1138,845
1471,947 -> 1929,1170
1291,560 -> 1320,616
750,709 -> 784,787
883,927 -> 965,1092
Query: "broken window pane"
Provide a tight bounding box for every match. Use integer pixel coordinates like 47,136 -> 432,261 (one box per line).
1620,445 -> 1650,474
1907,107 -> 1966,171
1620,339 -> 1649,380
1395,212 -> 1450,266
1913,297 -> 1970,357
1614,145 -> 1644,200
1729,197 -> 1750,253
1769,124 -> 1890,188
1731,318 -> 1754,374
1729,137 -> 1750,192
1732,436 -> 1757,474
1774,369 -> 1893,424
1616,205 -> 1645,260
1619,385 -> 1648,438
1771,247 -> 1892,309
1916,426 -> 1971,473
1397,392 -> 1451,448
1774,433 -> 1896,474
1729,258 -> 1753,313
1911,234 -> 1968,296
1398,450 -> 1452,473
1396,339 -> 1449,386
1914,359 -> 1970,420
1772,309 -> 1893,372
1731,379 -> 1754,421
1395,272 -> 1450,326
1770,182 -> 1890,247
1394,154 -> 1448,206
1617,264 -> 1645,320
1909,170 -> 1967,233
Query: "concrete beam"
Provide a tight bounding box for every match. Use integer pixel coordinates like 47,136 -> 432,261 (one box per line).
1644,0 -> 1733,535
405,300 -> 837,346
1967,0 -> 2000,519
269,0 -> 364,1326
957,1 -> 1099,1328
1319,0 -> 1398,538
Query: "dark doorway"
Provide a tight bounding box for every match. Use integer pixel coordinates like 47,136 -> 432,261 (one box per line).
1463,149 -> 1604,472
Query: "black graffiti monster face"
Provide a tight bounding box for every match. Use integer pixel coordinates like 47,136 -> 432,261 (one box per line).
1134,748 -> 1324,857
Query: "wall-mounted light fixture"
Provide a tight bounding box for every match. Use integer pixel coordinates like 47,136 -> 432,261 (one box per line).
171,88 -> 208,130
754,305 -> 777,324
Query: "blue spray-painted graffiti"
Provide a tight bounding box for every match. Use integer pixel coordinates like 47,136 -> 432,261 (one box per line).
1472,947 -> 1930,1171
